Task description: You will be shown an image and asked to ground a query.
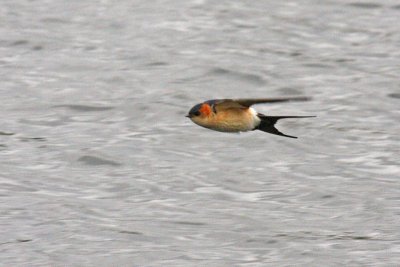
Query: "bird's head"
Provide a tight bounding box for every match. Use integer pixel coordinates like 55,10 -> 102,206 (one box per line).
186,102 -> 213,123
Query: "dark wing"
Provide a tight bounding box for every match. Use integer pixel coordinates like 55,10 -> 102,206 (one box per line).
205,99 -> 248,112
205,96 -> 312,112
233,96 -> 312,107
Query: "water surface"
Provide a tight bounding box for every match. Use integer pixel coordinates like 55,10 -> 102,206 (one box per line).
0,0 -> 399,266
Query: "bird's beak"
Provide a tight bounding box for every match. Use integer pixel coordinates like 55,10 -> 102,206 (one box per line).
185,114 -> 191,118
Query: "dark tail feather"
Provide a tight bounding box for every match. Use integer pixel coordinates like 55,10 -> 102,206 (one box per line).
256,115 -> 315,139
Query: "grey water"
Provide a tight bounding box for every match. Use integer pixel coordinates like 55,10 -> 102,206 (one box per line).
1,0 -> 400,266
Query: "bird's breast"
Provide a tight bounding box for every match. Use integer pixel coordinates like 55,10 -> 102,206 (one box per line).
192,108 -> 260,132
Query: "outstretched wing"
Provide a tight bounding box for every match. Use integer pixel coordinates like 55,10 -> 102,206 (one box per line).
205,99 -> 247,112
206,96 -> 312,112
233,96 -> 312,107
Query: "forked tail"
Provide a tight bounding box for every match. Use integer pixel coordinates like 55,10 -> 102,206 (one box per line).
256,115 -> 315,138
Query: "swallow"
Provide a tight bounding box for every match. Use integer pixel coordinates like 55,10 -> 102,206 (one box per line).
186,96 -> 315,138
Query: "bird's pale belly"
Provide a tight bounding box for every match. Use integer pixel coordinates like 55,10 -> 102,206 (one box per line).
192,109 -> 261,133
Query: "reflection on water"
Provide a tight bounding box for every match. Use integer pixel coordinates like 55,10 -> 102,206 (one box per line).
0,0 -> 399,265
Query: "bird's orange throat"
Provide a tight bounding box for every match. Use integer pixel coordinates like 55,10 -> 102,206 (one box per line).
199,103 -> 212,116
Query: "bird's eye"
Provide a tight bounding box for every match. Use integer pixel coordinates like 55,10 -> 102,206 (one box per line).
193,111 -> 201,116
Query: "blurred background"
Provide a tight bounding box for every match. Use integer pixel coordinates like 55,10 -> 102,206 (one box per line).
0,0 -> 399,266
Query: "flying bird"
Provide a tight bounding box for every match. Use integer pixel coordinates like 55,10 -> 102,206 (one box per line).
186,96 -> 315,138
